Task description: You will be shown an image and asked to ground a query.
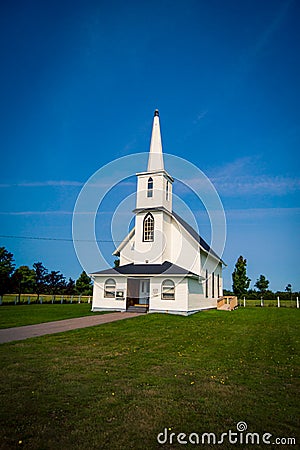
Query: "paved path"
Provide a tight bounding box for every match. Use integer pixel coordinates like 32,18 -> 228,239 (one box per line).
0,312 -> 142,344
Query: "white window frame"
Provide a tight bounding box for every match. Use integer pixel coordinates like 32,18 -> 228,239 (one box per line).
143,213 -> 154,242
161,279 -> 175,300
104,278 -> 116,298
147,177 -> 153,198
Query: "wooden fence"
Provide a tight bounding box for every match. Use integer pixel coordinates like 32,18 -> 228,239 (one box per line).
0,294 -> 92,305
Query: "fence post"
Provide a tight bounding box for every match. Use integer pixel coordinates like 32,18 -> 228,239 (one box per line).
297,297 -> 299,309
260,297 -> 263,307
277,296 -> 280,308
40,296 -> 43,304
79,295 -> 81,304
15,296 -> 18,305
70,295 -> 73,304
243,297 -> 246,307
28,296 -> 30,305
61,296 -> 63,304
88,296 -> 91,304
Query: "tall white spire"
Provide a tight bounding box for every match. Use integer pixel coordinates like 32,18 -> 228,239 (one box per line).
147,109 -> 164,172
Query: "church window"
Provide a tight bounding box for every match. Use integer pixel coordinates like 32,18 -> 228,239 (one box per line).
147,177 -> 153,197
104,278 -> 116,298
217,274 -> 220,298
212,272 -> 215,298
166,180 -> 169,201
161,279 -> 175,300
143,213 -> 154,241
205,270 -> 208,298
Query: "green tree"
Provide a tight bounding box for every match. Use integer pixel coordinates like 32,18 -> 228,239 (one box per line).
75,271 -> 93,296
232,256 -> 251,299
64,278 -> 76,295
254,275 -> 270,297
11,265 -> 35,300
285,284 -> 292,299
33,262 -> 48,301
0,247 -> 15,296
46,271 -> 66,298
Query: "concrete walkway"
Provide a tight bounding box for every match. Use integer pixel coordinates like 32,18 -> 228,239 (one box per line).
0,312 -> 142,344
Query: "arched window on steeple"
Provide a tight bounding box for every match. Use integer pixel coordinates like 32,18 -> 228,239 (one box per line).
166,180 -> 169,201
143,213 -> 154,242
147,177 -> 153,198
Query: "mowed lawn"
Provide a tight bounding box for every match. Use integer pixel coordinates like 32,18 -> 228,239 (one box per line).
0,303 -> 101,329
0,309 -> 299,449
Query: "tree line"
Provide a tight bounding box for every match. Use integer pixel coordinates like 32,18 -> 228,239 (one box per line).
0,246 -> 93,299
226,255 -> 298,300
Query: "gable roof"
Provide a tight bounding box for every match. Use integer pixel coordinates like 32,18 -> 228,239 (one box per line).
172,211 -> 223,262
113,208 -> 224,264
91,261 -> 199,277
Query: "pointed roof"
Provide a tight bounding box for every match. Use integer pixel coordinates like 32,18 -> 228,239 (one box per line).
147,109 -> 164,172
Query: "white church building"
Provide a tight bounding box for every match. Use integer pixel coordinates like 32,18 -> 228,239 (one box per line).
91,110 -> 225,315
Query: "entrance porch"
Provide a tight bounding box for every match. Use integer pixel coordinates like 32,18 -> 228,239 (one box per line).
126,278 -> 150,312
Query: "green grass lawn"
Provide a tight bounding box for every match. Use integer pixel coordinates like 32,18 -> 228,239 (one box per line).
0,309 -> 299,449
0,303 -> 101,329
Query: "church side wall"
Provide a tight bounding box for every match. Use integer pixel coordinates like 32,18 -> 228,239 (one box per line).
162,213 -> 172,262
92,276 -> 127,312
170,218 -> 201,276
188,278 -> 217,310
201,253 -> 223,299
149,276 -> 188,314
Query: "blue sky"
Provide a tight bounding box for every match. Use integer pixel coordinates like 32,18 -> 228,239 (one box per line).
0,0 -> 299,291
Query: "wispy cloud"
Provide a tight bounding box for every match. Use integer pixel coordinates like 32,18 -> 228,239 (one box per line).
203,157 -> 300,197
0,210 -> 134,216
193,111 -> 208,124
252,0 -> 293,57
0,179 -> 136,189
0,181 -> 84,188
211,175 -> 300,196
0,210 -> 75,216
239,0 -> 294,73
225,207 -> 300,220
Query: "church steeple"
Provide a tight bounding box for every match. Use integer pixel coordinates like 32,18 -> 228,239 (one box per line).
147,109 -> 164,172
135,110 -> 173,216
133,110 -> 174,264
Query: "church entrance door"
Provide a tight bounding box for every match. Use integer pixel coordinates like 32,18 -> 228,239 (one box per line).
139,279 -> 150,305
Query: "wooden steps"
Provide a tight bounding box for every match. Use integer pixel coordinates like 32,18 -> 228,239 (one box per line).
218,304 -> 232,311
127,305 -> 148,313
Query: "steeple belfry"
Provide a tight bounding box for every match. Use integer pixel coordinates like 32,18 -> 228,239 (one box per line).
147,109 -> 164,172
135,109 -> 173,215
